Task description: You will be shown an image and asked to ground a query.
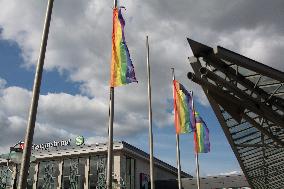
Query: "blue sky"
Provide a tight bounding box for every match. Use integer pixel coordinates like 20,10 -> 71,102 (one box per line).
0,0 -> 283,177
0,38 -> 81,94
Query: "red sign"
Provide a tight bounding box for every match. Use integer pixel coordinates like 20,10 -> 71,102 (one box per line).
19,142 -> 24,150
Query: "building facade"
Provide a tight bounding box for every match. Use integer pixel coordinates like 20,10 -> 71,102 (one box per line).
0,140 -> 190,189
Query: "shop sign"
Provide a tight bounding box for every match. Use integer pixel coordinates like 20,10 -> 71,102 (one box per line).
75,136 -> 85,146
32,139 -> 71,150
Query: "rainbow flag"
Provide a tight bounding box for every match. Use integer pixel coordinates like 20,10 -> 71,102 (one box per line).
110,7 -> 137,87
194,112 -> 210,153
173,80 -> 195,134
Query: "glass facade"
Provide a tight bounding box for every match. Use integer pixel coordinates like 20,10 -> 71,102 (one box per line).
27,163 -> 36,189
89,155 -> 107,189
37,160 -> 59,189
62,158 -> 86,189
0,165 -> 13,189
124,157 -> 135,189
0,153 -> 139,189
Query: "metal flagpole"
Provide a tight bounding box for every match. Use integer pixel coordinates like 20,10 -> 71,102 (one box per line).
176,134 -> 182,189
146,36 -> 155,189
17,0 -> 54,189
106,87 -> 114,189
191,91 -> 201,189
106,0 -> 117,188
171,68 -> 182,189
195,146 -> 201,189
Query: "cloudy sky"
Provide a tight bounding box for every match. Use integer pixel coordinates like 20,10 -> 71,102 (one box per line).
0,0 -> 283,176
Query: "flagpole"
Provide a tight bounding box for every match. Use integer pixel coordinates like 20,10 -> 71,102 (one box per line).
171,68 -> 182,189
191,91 -> 201,189
176,134 -> 182,189
146,36 -> 155,189
195,152 -> 201,189
17,0 -> 54,188
106,0 -> 117,187
106,86 -> 114,189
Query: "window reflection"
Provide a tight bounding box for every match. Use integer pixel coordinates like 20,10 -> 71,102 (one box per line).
123,157 -> 135,189
62,158 -> 85,189
89,155 -> 107,189
37,160 -> 59,189
27,163 -> 36,189
0,165 -> 13,188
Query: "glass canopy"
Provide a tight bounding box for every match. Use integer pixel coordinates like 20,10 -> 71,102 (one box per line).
187,38 -> 284,189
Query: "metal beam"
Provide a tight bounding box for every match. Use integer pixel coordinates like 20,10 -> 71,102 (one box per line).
245,151 -> 284,164
187,38 -> 213,58
187,71 -> 284,129
189,61 -> 255,189
240,149 -> 263,160
200,67 -> 284,125
240,149 -> 284,172
215,46 -> 284,82
239,148 -> 263,159
235,144 -> 282,148
243,159 -> 263,170
238,147 -> 262,155
238,136 -> 261,148
187,39 -> 284,111
204,55 -> 284,112
232,127 -> 256,139
242,114 -> 284,146
234,131 -> 260,143
261,134 -> 268,187
231,125 -> 254,135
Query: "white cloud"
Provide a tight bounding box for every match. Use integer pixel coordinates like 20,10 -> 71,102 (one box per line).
0,78 -> 6,89
1,87 -> 30,117
205,170 -> 243,177
0,85 -> 110,150
0,82 -> 159,151
85,136 -> 107,145
218,170 -> 243,176
216,26 -> 284,71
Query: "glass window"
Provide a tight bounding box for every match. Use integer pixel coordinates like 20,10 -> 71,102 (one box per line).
89,155 -> 107,189
0,165 -> 13,188
62,158 -> 86,189
27,163 -> 36,189
37,160 -> 59,189
124,157 -> 135,189
140,173 -> 150,189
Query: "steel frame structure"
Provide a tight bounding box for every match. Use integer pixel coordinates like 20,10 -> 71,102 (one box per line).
187,39 -> 284,189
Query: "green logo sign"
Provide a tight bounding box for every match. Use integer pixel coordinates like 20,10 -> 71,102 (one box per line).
75,136 -> 84,146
